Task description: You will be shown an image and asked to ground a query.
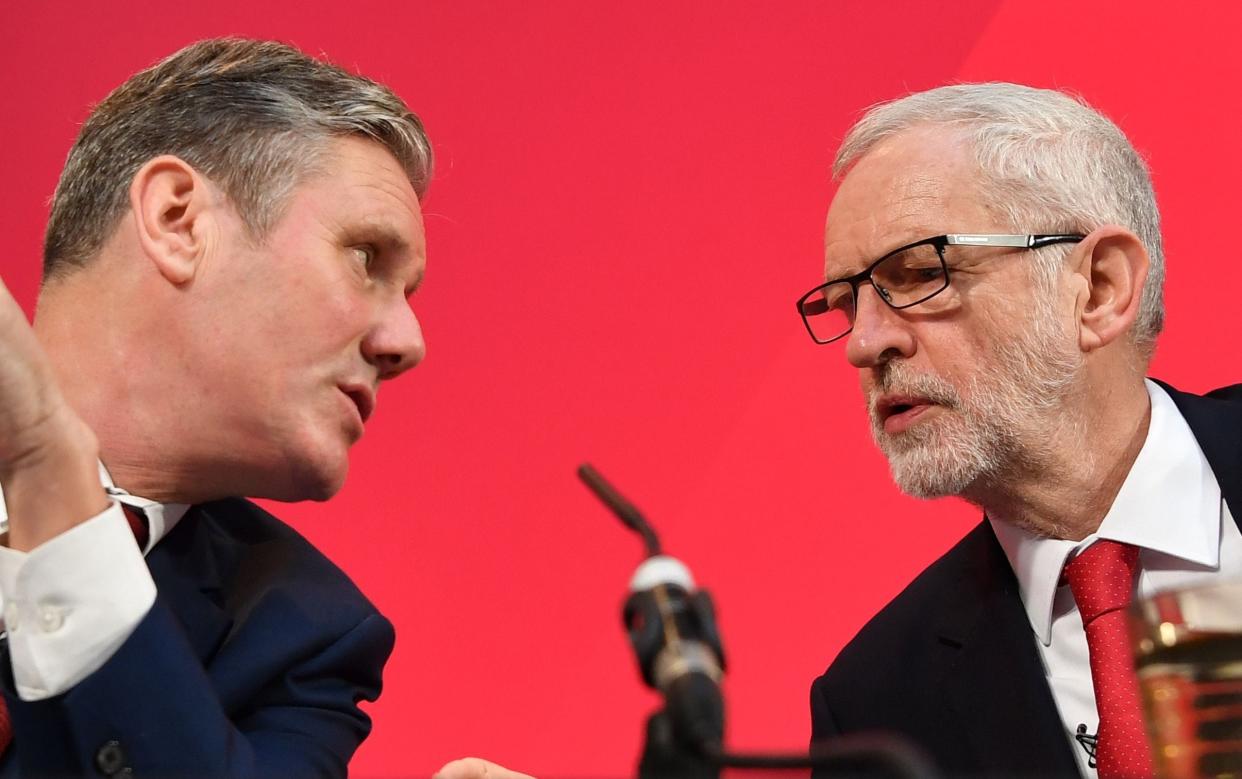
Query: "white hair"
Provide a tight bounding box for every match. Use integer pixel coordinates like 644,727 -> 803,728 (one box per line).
834,83 -> 1164,355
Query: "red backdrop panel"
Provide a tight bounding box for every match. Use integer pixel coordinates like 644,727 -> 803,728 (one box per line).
1,2 -> 1237,776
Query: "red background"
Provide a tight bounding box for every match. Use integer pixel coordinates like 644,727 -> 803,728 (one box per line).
2,2 -> 1239,776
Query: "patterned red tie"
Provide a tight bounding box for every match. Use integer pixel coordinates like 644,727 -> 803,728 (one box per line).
0,502 -> 148,753
1065,540 -> 1155,778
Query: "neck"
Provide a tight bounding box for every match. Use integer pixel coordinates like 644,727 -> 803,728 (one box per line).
966,377 -> 1152,541
34,262 -> 204,504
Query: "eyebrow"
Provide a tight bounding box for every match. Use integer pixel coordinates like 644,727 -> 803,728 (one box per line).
823,249 -> 872,282
823,229 -> 940,279
357,222 -> 412,254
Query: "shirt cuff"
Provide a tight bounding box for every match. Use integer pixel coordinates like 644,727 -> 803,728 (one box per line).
0,501 -> 156,701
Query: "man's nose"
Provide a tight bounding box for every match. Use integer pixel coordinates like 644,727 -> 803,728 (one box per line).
364,297 -> 426,380
844,284 -> 916,369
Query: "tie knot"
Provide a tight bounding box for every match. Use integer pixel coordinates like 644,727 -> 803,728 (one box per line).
1065,540 -> 1141,625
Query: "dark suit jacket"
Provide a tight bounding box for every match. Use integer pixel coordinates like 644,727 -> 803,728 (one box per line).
0,497 -> 395,777
810,382 -> 1242,777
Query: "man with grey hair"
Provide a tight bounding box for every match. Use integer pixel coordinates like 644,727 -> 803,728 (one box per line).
801,83 -> 1242,778
0,38 -> 431,776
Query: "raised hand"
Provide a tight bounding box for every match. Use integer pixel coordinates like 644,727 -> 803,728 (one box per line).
434,757 -> 536,779
0,276 -> 106,550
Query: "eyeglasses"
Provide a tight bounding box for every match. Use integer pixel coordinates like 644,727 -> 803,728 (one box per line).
795,233 -> 1085,345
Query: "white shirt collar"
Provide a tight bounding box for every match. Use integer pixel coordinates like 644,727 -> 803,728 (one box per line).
0,462 -> 189,556
991,379 -> 1223,644
98,463 -> 190,555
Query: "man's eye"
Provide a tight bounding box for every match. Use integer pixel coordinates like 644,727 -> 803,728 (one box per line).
351,246 -> 375,267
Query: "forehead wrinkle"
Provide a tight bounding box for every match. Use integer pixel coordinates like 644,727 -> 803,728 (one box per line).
882,191 -> 943,240
824,193 -> 942,279
340,175 -> 417,216
353,175 -> 419,210
333,180 -> 424,253
302,177 -> 418,240
823,151 -> 967,280
318,136 -> 422,222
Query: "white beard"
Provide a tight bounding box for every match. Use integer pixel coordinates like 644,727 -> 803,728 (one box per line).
868,301 -> 1083,499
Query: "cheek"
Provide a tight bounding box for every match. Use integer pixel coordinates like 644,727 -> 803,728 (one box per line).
907,325 -> 994,399
278,269 -> 372,345
234,251 -> 382,372
911,318 -> 980,367
955,295 -> 1020,352
316,290 -> 376,348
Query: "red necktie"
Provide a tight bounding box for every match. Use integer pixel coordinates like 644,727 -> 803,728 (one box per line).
1065,540 -> 1155,778
121,503 -> 150,552
0,501 -> 149,753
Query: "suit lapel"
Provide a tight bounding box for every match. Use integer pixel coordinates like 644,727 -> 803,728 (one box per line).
935,524 -> 1081,775
929,382 -> 1242,775
144,505 -> 233,664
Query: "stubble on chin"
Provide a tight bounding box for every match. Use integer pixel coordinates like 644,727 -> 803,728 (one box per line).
867,363 -> 1004,499
866,307 -> 1084,503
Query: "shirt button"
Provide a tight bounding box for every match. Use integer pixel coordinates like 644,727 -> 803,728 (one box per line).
4,602 -> 19,631
38,605 -> 64,633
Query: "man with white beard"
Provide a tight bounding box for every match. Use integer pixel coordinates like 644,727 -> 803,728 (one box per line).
800,84 -> 1242,779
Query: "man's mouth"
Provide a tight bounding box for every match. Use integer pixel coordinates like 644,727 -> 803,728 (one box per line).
339,384 -> 375,425
874,395 -> 940,434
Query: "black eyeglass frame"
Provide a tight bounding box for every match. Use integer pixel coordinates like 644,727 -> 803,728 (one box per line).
796,233 -> 1085,345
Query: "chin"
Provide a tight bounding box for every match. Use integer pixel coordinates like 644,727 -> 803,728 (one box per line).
256,446 -> 350,503
291,459 -> 349,502
877,424 -> 991,500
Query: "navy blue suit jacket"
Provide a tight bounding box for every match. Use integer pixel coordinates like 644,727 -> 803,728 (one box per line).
810,383 -> 1242,777
0,498 -> 395,777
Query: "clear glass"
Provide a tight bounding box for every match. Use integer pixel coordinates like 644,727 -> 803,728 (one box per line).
1129,579 -> 1242,778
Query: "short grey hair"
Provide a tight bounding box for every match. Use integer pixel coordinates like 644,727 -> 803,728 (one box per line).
43,37 -> 433,281
834,83 -> 1164,354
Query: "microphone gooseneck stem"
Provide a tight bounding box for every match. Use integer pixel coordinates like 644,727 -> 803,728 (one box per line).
581,461 -> 934,778
577,463 -> 662,556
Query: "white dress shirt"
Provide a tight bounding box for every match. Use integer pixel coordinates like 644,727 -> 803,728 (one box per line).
991,380 -> 1242,777
0,464 -> 188,700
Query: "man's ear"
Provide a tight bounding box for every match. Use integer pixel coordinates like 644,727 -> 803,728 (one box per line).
1069,226 -> 1150,353
128,155 -> 214,285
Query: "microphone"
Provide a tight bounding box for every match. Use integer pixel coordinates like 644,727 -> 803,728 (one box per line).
578,463 -> 726,755
625,555 -> 727,754
579,462 -> 936,778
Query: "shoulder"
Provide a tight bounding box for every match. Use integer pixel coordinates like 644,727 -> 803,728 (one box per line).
830,521 -> 999,660
812,522 -> 1003,708
1153,379 -> 1242,452
1204,383 -> 1242,402
1152,378 -> 1242,408
184,498 -> 387,627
